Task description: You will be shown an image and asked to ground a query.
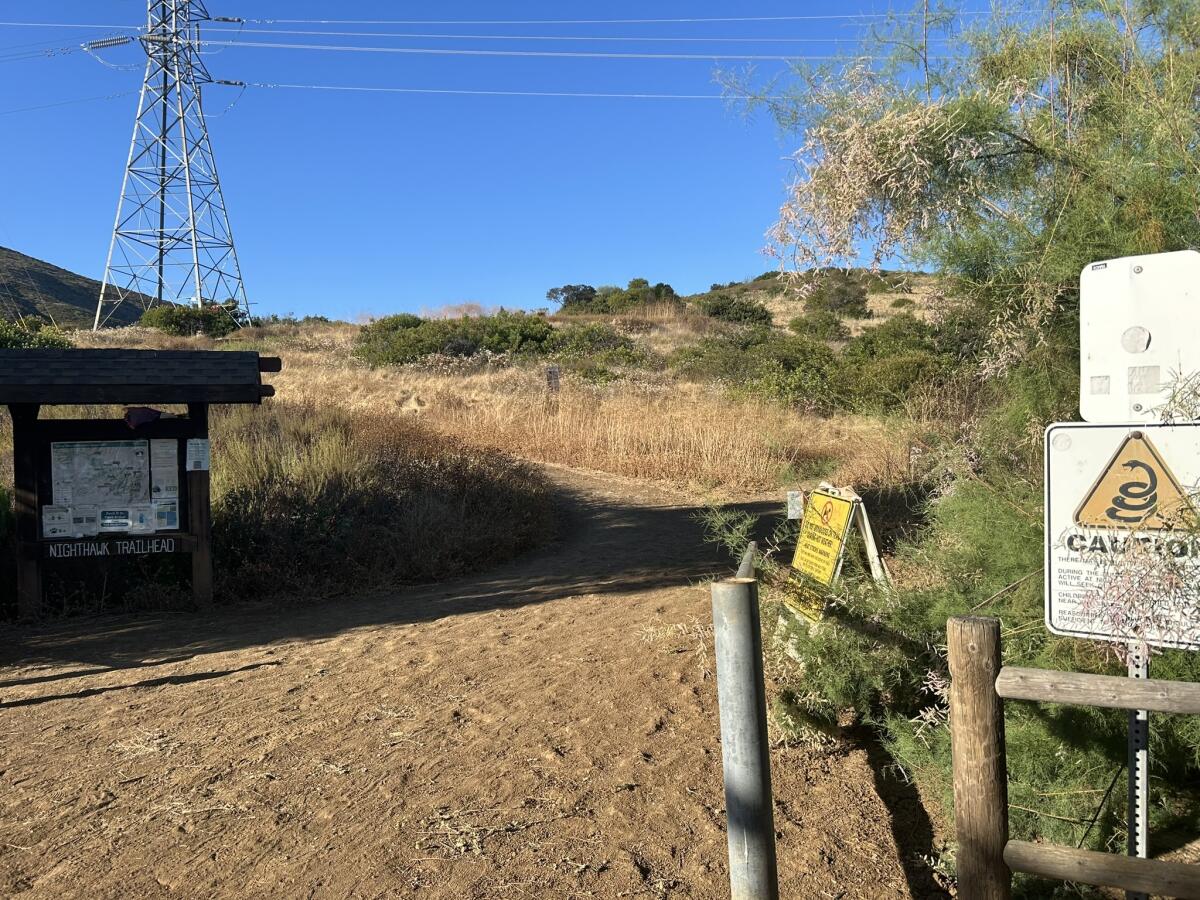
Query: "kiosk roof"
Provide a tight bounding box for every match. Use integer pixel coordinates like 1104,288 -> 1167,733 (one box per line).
0,349 -> 279,405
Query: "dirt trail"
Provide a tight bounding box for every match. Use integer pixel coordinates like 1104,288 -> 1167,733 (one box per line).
0,467 -> 946,899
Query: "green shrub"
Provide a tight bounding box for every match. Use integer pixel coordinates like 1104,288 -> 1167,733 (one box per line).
789,310 -> 850,341
890,297 -> 916,309
0,319 -> 72,349
696,293 -> 774,326
355,311 -> 554,366
673,328 -> 842,409
841,351 -> 945,409
573,363 -> 620,384
843,313 -> 935,361
802,270 -> 873,318
547,322 -> 630,356
141,303 -> 240,338
671,327 -> 772,382
547,322 -> 649,367
550,278 -> 680,314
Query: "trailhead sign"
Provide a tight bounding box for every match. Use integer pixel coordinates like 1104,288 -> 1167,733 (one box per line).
1,348 -> 279,617
1045,422 -> 1200,650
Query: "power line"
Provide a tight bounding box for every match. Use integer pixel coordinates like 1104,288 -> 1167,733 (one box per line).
248,14 -> 968,25
0,21 -> 140,30
0,32 -> 104,52
201,39 -> 937,61
206,26 -> 952,45
249,81 -> 729,100
0,29 -> 128,62
0,90 -> 137,116
0,44 -> 89,64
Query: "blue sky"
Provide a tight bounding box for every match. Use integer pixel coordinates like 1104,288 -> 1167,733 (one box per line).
1,2 -> 925,320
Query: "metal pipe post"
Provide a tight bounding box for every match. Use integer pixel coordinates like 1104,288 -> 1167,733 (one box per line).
736,541 -> 758,579
710,577 -> 779,900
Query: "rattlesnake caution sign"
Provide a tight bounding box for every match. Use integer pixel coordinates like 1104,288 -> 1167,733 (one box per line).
1045,423 -> 1200,649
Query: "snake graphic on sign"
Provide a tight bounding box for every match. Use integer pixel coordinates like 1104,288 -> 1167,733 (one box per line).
1074,432 -> 1193,530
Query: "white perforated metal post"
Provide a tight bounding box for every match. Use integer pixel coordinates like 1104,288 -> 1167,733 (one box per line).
1127,642 -> 1150,900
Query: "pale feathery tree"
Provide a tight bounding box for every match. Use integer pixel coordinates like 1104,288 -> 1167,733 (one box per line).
726,0 -> 1200,374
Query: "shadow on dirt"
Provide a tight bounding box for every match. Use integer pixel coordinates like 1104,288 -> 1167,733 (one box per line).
0,476 -> 777,676
857,732 -> 950,899
0,660 -> 282,708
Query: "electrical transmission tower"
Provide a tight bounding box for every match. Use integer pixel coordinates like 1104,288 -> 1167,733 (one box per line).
95,0 -> 250,329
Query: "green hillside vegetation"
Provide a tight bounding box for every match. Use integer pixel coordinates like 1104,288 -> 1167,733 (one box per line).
0,246 -> 141,328
547,278 -> 681,314
0,318 -> 72,349
349,272 -> 949,402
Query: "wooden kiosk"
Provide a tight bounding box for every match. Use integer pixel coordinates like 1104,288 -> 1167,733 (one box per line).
1,349 -> 280,618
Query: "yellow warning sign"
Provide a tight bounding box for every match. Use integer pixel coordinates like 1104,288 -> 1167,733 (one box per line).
1074,432 -> 1194,530
792,490 -> 855,585
783,582 -> 827,624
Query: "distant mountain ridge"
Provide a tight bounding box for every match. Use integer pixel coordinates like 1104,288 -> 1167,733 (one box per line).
0,246 -> 141,328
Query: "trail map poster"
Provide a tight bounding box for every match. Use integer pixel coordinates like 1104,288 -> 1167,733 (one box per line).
51,441 -> 150,508
46,440 -> 184,537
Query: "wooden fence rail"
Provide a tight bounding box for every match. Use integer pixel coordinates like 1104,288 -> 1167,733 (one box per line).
996,666 -> 1200,714
949,615 -> 1200,900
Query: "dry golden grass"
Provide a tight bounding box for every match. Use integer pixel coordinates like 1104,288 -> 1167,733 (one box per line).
268,352 -> 911,495
70,324 -> 915,497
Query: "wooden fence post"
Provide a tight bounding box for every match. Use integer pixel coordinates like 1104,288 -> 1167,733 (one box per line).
949,616 -> 1011,900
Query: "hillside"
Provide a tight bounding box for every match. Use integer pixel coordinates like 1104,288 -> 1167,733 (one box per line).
0,246 -> 141,328
682,269 -> 942,334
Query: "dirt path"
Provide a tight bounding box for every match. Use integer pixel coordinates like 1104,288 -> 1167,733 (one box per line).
0,467 -> 946,899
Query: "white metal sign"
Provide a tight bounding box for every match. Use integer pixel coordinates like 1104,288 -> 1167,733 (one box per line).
1080,250 -> 1200,424
1045,422 -> 1200,649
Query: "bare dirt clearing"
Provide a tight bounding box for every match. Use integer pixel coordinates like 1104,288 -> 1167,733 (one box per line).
0,466 -> 945,899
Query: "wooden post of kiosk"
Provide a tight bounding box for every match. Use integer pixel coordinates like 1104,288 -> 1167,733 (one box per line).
9,403 -> 42,620
186,402 -> 213,607
1,349 -> 279,618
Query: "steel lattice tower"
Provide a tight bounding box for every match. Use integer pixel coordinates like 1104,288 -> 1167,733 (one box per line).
95,0 -> 249,329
